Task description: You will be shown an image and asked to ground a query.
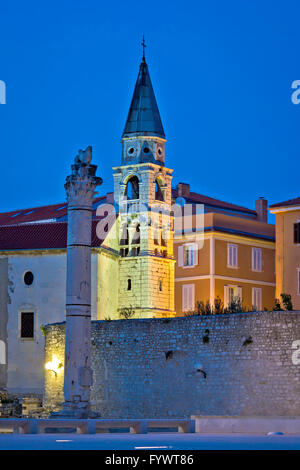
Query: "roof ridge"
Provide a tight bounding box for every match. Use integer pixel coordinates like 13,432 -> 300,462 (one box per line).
0,195 -> 108,217
172,188 -> 256,214
269,196 -> 300,208
0,220 -> 68,228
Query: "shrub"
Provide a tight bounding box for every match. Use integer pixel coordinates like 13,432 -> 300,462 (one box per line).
280,293 -> 293,311
195,300 -> 206,315
205,300 -> 213,315
274,298 -> 282,311
225,296 -> 246,314
214,296 -> 224,315
119,305 -> 135,319
189,296 -> 248,316
40,325 -> 48,336
184,310 -> 197,316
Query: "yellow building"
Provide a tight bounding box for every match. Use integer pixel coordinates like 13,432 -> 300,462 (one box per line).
269,197 -> 300,310
173,184 -> 275,315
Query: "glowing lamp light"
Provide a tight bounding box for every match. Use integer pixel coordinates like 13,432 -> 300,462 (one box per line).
45,356 -> 63,377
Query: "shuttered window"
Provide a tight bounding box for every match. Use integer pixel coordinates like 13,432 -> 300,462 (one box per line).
182,284 -> 195,311
20,312 -> 34,339
227,244 -> 238,267
252,287 -> 262,311
252,247 -> 262,271
294,223 -> 300,244
224,285 -> 242,307
178,244 -> 198,267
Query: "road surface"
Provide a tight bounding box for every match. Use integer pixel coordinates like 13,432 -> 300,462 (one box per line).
0,432 -> 299,450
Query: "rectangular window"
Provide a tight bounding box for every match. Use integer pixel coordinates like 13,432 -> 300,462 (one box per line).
184,245 -> 194,266
178,244 -> 198,267
182,284 -> 195,311
252,287 -> 262,311
229,287 -> 235,304
252,247 -> 262,271
227,244 -> 238,268
294,223 -> 300,244
298,269 -> 300,295
224,285 -> 242,307
20,312 -> 34,339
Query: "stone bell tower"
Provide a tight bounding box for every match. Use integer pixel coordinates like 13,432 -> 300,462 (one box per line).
113,50 -> 175,318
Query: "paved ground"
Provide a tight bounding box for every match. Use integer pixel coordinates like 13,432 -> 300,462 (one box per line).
0,432 -> 300,450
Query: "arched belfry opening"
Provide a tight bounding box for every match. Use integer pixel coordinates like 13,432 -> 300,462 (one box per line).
132,224 -> 141,244
120,224 -> 129,246
125,176 -> 139,200
155,179 -> 164,201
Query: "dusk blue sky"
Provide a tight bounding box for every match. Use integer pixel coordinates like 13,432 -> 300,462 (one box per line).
1,0 -> 299,222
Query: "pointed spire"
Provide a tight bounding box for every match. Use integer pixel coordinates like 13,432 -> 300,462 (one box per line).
142,35 -> 146,63
122,44 -> 165,139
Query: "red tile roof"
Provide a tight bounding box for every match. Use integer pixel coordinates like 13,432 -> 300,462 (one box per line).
0,220 -> 105,251
269,197 -> 300,209
0,189 -> 262,251
0,190 -> 257,228
172,189 -> 256,216
0,196 -> 107,226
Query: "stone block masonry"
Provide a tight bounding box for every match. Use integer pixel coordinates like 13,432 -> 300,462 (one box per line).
44,312 -> 300,418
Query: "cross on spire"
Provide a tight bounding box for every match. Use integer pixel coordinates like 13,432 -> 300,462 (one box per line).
141,35 -> 146,62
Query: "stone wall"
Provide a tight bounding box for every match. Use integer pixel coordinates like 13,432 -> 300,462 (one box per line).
44,312 -> 300,417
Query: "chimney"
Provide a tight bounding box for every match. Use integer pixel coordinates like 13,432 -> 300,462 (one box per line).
256,197 -> 268,223
177,183 -> 190,198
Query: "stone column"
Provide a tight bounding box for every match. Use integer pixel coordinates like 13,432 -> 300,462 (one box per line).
53,146 -> 102,418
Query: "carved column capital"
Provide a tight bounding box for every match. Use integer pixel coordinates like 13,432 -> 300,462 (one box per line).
64,147 -> 102,207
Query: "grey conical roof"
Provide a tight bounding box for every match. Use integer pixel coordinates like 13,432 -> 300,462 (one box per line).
122,59 -> 165,139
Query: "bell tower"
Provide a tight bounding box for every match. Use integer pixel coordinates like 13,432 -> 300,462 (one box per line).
113,49 -> 175,318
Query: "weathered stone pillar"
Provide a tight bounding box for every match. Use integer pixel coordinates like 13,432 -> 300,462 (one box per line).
53,146 -> 102,418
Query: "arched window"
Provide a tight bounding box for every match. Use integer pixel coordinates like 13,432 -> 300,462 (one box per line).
120,224 -> 129,246
155,179 -> 164,201
125,176 -> 139,200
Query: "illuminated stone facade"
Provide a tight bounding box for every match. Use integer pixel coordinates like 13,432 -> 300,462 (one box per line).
113,159 -> 175,318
